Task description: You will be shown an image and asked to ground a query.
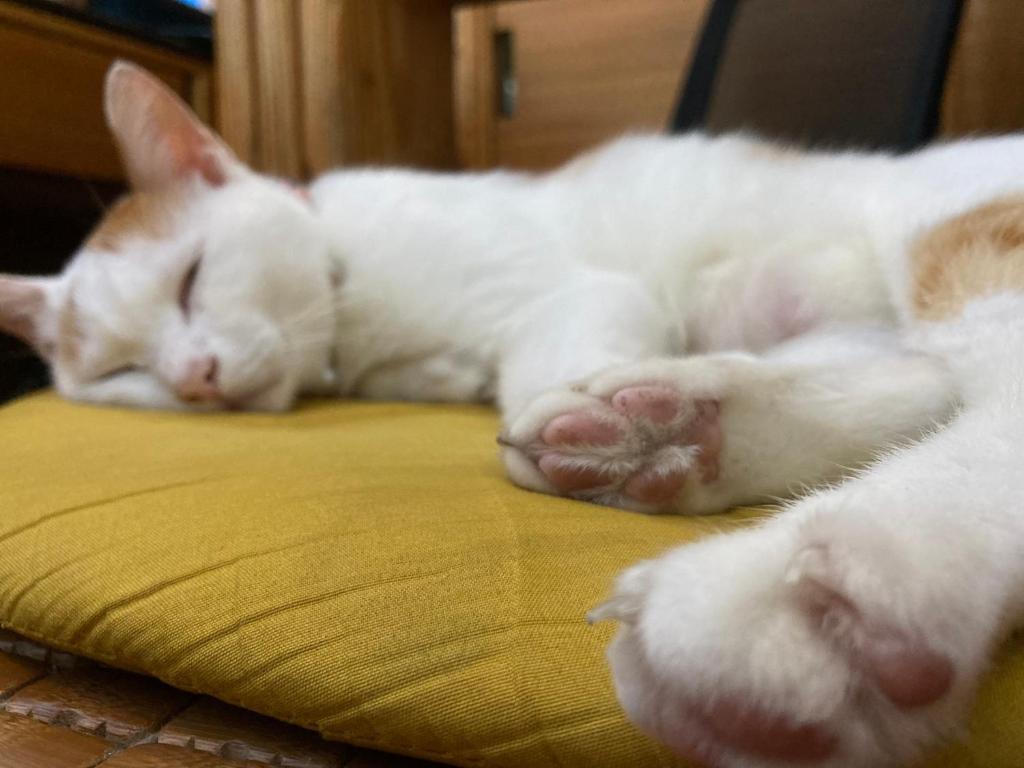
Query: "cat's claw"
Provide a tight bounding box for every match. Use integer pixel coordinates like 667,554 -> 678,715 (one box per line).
502,377 -> 722,512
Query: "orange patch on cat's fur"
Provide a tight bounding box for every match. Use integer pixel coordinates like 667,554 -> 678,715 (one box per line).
87,188 -> 181,252
912,195 -> 1024,321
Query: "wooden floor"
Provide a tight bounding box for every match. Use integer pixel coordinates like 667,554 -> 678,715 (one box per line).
0,629 -> 443,768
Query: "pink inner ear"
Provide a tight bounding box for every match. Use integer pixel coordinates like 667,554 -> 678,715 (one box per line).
168,133 -> 226,187
0,277 -> 46,349
196,150 -> 227,186
106,62 -> 235,190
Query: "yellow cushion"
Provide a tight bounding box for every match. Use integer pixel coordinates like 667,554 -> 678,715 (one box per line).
0,392 -> 1020,768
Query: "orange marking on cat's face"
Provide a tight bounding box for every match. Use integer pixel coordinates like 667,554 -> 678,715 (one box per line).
86,188 -> 182,252
912,195 -> 1024,321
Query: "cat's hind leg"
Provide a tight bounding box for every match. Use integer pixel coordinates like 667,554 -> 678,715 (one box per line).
502,329 -> 957,514
593,307 -> 1024,765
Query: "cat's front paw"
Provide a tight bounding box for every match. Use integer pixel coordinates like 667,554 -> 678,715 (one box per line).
593,513 -> 982,768
501,360 -> 730,512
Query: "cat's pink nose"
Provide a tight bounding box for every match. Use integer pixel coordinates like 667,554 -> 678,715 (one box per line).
175,355 -> 221,403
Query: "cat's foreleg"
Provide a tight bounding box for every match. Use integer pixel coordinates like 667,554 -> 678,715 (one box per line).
496,268 -> 675,418
502,329 -> 957,514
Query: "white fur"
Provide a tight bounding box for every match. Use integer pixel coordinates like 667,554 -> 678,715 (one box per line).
9,63 -> 1024,766
600,300 -> 1024,766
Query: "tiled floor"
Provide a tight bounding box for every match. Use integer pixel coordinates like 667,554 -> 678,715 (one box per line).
0,630 -> 443,768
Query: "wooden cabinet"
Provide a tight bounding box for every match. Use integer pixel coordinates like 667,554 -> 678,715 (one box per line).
216,0 -> 459,178
456,0 -> 1024,171
942,0 -> 1024,137
456,0 -> 710,170
0,2 -> 211,181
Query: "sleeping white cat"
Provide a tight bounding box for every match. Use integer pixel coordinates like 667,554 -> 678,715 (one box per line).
4,61 -> 1024,767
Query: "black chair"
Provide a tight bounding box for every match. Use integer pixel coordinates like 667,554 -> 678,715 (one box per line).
671,0 -> 964,152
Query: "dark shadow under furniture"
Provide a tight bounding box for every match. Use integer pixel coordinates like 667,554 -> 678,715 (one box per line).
0,169 -> 121,404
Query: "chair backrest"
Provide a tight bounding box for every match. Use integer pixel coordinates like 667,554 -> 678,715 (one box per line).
671,0 -> 964,151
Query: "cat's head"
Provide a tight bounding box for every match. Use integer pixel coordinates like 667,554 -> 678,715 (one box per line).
0,61 -> 338,412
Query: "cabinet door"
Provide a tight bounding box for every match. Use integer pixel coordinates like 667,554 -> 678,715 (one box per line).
455,0 -> 711,170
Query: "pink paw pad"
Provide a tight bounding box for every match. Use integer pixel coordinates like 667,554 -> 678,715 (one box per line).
799,561 -> 955,710
541,413 -> 623,447
537,455 -> 616,492
861,634 -> 954,709
528,381 -> 722,509
696,699 -> 837,763
612,385 -> 680,424
623,467 -> 688,505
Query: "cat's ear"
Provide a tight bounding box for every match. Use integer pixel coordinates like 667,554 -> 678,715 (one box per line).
104,60 -> 243,191
0,275 -> 58,357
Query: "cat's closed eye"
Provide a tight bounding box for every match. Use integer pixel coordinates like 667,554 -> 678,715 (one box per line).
179,257 -> 202,318
99,364 -> 140,380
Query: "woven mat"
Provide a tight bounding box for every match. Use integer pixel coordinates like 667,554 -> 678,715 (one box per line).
0,629 -> 443,768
